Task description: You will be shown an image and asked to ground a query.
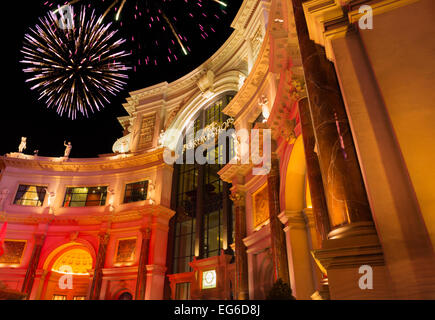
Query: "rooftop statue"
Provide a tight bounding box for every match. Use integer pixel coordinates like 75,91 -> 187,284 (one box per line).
18,137 -> 27,153
64,141 -> 72,158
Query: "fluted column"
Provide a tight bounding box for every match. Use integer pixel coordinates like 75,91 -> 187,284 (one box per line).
22,234 -> 46,299
135,227 -> 151,300
267,158 -> 290,285
89,232 -> 109,300
230,190 -> 249,300
291,0 -> 373,235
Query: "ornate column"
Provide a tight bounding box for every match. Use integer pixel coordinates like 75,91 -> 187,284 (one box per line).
222,182 -> 233,253
288,0 -> 392,299
230,189 -> 249,300
298,97 -> 330,241
22,233 -> 46,299
89,232 -> 109,300
267,158 -> 290,285
135,227 -> 151,300
291,0 -> 373,235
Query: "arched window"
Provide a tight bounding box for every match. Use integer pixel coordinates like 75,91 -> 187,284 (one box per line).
171,94 -> 235,274
118,292 -> 133,300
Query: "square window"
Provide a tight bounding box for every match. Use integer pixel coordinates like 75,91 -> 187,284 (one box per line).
124,180 -> 149,203
13,185 -> 46,207
63,186 -> 107,207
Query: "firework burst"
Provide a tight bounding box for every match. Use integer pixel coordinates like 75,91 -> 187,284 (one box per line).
43,0 -> 232,70
21,6 -> 130,119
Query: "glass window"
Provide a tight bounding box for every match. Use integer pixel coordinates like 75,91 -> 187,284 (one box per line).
52,295 -> 67,300
63,187 -> 107,207
73,296 -> 86,300
175,282 -> 191,300
13,185 -> 46,206
172,94 -> 234,274
124,180 -> 149,203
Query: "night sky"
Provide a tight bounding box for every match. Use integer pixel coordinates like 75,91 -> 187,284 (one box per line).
1,0 -> 242,158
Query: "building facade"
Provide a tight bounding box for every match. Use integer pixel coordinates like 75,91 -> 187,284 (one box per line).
1,0 -> 435,300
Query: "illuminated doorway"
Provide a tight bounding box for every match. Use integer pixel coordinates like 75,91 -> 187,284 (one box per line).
42,246 -> 94,300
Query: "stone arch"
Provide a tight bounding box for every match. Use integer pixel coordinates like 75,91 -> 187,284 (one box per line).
112,288 -> 134,300
278,134 -> 317,299
283,135 -> 307,212
163,72 -> 240,150
39,241 -> 96,300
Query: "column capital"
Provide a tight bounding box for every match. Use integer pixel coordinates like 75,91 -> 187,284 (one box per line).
33,233 -> 46,246
145,264 -> 167,276
278,210 -> 306,230
140,227 -> 152,240
230,190 -> 246,207
97,232 -> 110,245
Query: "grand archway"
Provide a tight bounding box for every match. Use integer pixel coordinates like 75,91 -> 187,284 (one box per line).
40,244 -> 94,300
279,135 -> 318,299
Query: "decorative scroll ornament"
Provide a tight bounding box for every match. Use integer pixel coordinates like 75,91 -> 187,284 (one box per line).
230,192 -> 245,206
290,79 -> 306,101
112,133 -> 132,154
259,95 -> 270,122
147,182 -> 156,204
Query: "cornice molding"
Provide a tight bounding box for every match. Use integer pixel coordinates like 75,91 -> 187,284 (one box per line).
1,149 -> 166,173
303,0 -> 421,61
0,204 -> 174,226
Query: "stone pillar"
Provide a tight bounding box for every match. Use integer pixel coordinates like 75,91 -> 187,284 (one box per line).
298,97 -> 330,241
230,189 -> 249,300
291,0 -> 373,234
327,24 -> 435,299
222,182 -> 233,253
89,232 -> 109,300
135,227 -> 151,300
278,209 -> 316,299
267,158 -> 290,285
22,234 -> 45,299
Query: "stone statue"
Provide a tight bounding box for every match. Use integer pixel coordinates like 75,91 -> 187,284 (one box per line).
147,182 -> 156,204
64,141 -> 72,158
18,137 -> 27,153
259,95 -> 270,122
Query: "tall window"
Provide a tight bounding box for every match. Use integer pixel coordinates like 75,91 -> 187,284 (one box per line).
173,163 -> 197,274
124,180 -> 149,203
63,187 -> 107,207
52,295 -> 67,300
172,94 -> 235,274
13,185 -> 46,206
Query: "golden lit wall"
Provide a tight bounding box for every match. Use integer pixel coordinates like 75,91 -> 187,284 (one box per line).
359,0 -> 435,244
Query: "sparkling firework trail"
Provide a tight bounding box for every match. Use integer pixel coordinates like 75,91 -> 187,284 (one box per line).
44,0 -> 230,69
21,6 -> 130,119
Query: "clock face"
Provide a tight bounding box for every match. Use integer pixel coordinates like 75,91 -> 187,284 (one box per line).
202,270 -> 217,289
